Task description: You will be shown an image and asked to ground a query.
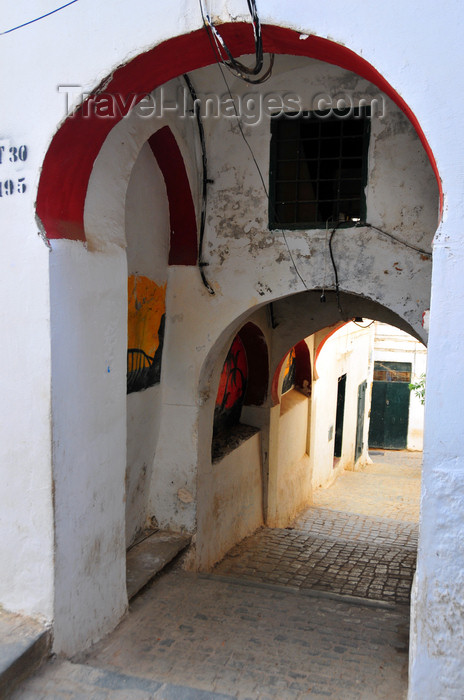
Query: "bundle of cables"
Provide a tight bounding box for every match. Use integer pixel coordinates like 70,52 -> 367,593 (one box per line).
199,0 -> 274,84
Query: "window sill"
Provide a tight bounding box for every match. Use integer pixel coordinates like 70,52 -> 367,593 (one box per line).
212,423 -> 260,464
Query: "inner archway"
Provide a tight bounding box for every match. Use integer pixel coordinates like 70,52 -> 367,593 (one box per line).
210,303 -> 424,694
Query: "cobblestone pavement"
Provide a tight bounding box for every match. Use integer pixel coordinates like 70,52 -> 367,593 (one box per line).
14,571 -> 409,700
293,506 -> 418,548
214,511 -> 417,604
214,451 -> 420,605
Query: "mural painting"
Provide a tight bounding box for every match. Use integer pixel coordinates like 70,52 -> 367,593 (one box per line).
127,275 -> 166,393
213,335 -> 248,434
281,347 -> 296,394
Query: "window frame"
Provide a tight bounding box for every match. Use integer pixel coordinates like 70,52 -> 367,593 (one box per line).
373,361 -> 412,383
269,107 -> 371,230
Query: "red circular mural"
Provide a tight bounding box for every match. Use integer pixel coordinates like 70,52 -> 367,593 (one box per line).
214,335 -> 248,431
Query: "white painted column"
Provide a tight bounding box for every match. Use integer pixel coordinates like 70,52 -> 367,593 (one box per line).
50,240 -> 128,655
409,224 -> 464,697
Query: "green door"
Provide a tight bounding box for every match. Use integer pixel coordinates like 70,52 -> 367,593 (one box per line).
368,362 -> 411,449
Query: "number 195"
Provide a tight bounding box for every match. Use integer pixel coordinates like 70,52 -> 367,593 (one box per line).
0,178 -> 26,196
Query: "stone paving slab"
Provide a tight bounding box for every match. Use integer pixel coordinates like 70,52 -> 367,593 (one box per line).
126,530 -> 191,600
15,571 -> 408,699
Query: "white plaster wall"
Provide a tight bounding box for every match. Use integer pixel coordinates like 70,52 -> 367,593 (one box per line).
83,89 -> 202,541
278,390 -> 308,467
410,238 -> 464,698
366,107 -> 438,245
275,390 -> 311,525
124,142 -> 169,546
310,323 -> 373,489
85,79 -> 199,254
198,432 -> 263,569
125,386 -> 162,545
50,240 -> 128,655
195,309 -> 271,564
0,6 -> 67,624
0,200 -> 54,622
373,322 -> 426,451
125,142 -> 169,280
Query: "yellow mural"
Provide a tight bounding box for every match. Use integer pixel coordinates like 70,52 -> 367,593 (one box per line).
282,347 -> 296,394
127,275 -> 166,358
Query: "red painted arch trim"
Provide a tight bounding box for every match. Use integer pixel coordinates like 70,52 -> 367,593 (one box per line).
36,24 -> 442,242
148,127 -> 197,265
294,340 -> 311,391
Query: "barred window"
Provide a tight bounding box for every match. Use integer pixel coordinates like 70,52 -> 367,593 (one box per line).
269,108 -> 370,229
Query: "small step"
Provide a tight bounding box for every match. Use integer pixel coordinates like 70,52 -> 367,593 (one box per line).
126,530 -> 191,600
0,609 -> 51,698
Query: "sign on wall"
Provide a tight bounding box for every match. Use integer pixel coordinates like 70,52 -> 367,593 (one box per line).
0,140 -> 28,199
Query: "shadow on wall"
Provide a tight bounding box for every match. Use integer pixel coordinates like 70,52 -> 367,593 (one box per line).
211,323 -> 269,464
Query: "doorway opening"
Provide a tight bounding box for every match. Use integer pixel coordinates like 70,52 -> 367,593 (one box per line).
369,361 -> 412,449
334,373 -> 347,463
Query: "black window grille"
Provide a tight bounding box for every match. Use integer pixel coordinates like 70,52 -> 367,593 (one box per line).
269,107 -> 370,229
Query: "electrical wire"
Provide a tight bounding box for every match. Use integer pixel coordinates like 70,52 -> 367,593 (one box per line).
327,218 -> 431,321
205,54 -> 308,290
361,222 -> 432,257
320,220 -> 330,302
198,5 -> 429,299
200,0 -> 263,75
199,0 -> 274,84
216,63 -> 269,194
196,8 -> 301,291
183,74 -> 215,295
352,319 -> 375,329
326,216 -> 432,317
199,1 -> 431,300
328,223 -> 343,315
1,0 -> 80,35
269,302 -> 278,329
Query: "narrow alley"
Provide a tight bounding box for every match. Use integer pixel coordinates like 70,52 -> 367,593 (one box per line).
13,451 -> 420,699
